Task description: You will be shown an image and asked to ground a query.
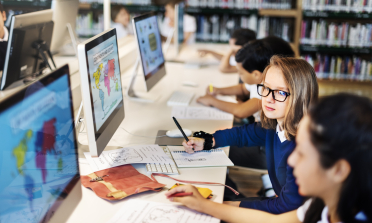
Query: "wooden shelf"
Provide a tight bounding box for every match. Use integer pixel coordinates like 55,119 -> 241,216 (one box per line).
300,45 -> 372,54
303,10 -> 372,19
185,7 -> 257,15
318,79 -> 372,85
259,9 -> 298,17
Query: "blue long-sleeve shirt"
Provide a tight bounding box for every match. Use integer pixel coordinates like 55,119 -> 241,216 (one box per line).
213,122 -> 304,214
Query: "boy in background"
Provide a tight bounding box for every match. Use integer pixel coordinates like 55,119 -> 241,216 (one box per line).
198,28 -> 256,73
111,5 -> 133,39
0,3 -> 7,71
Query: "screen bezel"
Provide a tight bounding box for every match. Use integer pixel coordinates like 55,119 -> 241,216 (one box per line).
0,64 -> 80,222
83,29 -> 124,139
133,12 -> 166,88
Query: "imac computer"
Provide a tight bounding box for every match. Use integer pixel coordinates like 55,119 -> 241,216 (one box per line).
77,28 -> 124,157
127,12 -> 166,102
174,2 -> 185,55
50,0 -> 80,55
1,9 -> 56,90
0,64 -> 82,223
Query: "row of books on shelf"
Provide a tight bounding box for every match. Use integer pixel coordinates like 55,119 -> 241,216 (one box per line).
78,0 -> 151,4
186,0 -> 291,9
302,0 -> 372,12
256,16 -> 292,42
302,54 -> 372,81
196,14 -> 257,42
301,20 -> 372,48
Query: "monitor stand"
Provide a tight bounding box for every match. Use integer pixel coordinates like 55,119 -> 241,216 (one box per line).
126,58 -> 156,103
75,102 -> 122,158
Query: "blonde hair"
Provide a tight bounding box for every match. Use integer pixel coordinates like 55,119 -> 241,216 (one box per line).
260,56 -> 319,140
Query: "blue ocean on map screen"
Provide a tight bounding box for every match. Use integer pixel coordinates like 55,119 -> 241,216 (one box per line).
87,35 -> 123,132
0,75 -> 79,223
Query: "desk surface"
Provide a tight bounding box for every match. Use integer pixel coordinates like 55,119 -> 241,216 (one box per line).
63,49 -> 239,222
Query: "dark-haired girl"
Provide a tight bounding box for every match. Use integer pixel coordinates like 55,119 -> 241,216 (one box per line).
166,93 -> 371,223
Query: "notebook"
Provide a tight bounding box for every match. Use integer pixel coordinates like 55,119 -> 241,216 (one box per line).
170,149 -> 234,168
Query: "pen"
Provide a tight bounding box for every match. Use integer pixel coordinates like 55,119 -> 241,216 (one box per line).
209,83 -> 213,93
168,192 -> 193,198
172,117 -> 194,151
172,117 -> 189,142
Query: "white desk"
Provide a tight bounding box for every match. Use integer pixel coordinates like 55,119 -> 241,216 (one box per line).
63,57 -> 239,222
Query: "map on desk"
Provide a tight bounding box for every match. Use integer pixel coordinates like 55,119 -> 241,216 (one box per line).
84,145 -> 175,172
87,35 -> 123,132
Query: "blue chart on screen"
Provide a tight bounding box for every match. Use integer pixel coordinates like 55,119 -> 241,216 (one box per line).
0,75 -> 78,223
87,35 -> 123,131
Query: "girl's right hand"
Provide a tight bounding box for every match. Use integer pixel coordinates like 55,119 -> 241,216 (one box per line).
165,184 -> 210,212
206,86 -> 219,96
182,137 -> 205,153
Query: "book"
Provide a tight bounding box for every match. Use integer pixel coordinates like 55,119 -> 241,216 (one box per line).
170,149 -> 234,168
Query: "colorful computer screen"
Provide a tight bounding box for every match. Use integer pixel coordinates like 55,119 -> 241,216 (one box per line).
86,34 -> 123,132
0,65 -> 80,222
134,14 -> 165,80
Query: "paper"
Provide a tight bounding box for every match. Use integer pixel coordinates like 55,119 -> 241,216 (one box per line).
107,199 -> 220,223
170,149 -> 234,168
84,145 -> 175,172
171,106 -> 233,120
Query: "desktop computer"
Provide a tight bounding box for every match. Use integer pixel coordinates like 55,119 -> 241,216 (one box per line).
0,64 -> 82,223
77,28 -> 125,157
129,12 -> 193,105
1,9 -> 56,90
50,0 -> 80,55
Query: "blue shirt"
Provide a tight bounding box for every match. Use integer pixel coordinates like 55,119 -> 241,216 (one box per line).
213,122 -> 304,214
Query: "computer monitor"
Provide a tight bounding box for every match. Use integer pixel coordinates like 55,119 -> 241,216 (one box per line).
50,0 -> 79,55
174,2 -> 185,55
77,28 -> 125,157
0,64 -> 81,222
130,13 -> 166,94
1,9 -> 55,90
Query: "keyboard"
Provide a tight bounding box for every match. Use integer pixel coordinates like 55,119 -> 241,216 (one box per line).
146,147 -> 179,175
167,91 -> 194,106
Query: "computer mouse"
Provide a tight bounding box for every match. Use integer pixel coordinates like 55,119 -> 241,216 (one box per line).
166,129 -> 192,138
182,81 -> 198,87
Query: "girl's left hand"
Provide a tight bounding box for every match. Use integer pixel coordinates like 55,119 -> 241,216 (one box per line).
197,94 -> 215,106
165,184 -> 210,212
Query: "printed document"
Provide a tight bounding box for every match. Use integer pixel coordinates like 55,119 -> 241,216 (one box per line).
84,145 -> 174,172
107,199 -> 220,223
171,106 -> 233,120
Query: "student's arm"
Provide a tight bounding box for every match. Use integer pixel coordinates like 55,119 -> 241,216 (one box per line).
183,32 -> 193,44
208,84 -> 249,97
219,49 -> 238,73
165,185 -> 300,223
183,123 -> 267,154
197,96 -> 261,119
239,163 -> 304,214
198,49 -> 224,60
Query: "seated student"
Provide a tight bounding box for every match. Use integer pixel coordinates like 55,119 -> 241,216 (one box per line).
160,0 -> 196,45
197,36 -> 294,121
111,5 -> 133,39
198,28 -> 256,73
0,3 -> 8,71
166,93 -> 371,222
177,56 -> 319,214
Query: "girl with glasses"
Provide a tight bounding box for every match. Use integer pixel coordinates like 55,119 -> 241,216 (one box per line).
168,93 -> 371,223
180,56 -> 319,214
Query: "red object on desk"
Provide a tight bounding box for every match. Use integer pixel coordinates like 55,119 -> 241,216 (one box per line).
168,192 -> 193,198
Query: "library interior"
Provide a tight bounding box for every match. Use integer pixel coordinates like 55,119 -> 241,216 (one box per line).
0,0 -> 371,222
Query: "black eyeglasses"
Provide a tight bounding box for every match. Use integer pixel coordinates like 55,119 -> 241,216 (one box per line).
257,84 -> 290,102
